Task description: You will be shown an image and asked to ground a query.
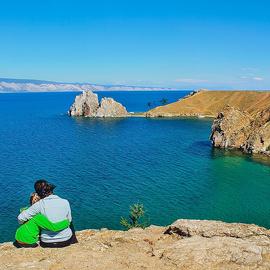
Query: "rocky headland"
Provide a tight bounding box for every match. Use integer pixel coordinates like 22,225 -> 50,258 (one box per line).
69,91 -> 128,117
146,90 -> 270,156
210,106 -> 270,156
1,219 -> 270,269
146,90 -> 270,118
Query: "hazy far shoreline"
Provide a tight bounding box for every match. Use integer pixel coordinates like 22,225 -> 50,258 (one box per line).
0,89 -> 186,94
0,77 -> 180,93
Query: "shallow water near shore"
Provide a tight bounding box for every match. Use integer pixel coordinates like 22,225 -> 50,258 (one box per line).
0,91 -> 270,243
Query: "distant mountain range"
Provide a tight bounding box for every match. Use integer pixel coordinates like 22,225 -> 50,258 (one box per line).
0,78 -> 174,93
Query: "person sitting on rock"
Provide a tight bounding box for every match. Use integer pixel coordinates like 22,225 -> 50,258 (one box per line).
14,192 -> 70,248
17,179 -> 77,248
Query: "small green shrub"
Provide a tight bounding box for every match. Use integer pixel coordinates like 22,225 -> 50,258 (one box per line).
120,203 -> 148,230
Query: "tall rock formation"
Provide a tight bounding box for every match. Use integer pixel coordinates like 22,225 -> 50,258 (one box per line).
69,91 -> 99,117
210,106 -> 270,155
68,91 -> 128,117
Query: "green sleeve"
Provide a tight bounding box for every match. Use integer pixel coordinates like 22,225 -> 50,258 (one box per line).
32,214 -> 70,232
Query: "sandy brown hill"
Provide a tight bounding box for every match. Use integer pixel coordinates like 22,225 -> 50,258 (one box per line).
146,90 -> 270,117
1,219 -> 270,270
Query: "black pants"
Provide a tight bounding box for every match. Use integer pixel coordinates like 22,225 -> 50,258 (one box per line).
13,241 -> 38,248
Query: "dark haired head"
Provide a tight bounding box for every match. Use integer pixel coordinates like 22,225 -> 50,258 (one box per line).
30,192 -> 40,205
34,179 -> 56,199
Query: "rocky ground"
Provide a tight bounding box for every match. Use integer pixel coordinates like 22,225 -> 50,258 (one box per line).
1,219 -> 270,270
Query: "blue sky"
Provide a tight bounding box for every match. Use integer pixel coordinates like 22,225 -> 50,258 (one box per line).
0,0 -> 269,89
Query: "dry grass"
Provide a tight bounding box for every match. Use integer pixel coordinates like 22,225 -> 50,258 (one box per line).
147,90 -> 270,117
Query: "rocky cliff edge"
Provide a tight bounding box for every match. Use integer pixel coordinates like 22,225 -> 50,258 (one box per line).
1,219 -> 270,270
210,106 -> 270,156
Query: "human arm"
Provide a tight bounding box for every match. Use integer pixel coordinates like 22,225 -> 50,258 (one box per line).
17,201 -> 41,224
32,214 -> 70,232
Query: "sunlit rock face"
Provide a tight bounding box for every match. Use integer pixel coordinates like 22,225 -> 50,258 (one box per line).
68,91 -> 128,117
96,98 -> 128,117
210,106 -> 270,156
69,91 -> 99,117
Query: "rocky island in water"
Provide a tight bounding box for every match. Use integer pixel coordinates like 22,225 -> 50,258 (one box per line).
69,90 -> 128,117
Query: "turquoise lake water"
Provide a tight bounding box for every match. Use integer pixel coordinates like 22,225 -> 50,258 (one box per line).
0,91 -> 270,243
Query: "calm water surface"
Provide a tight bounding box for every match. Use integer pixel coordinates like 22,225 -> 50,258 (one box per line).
0,91 -> 270,243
